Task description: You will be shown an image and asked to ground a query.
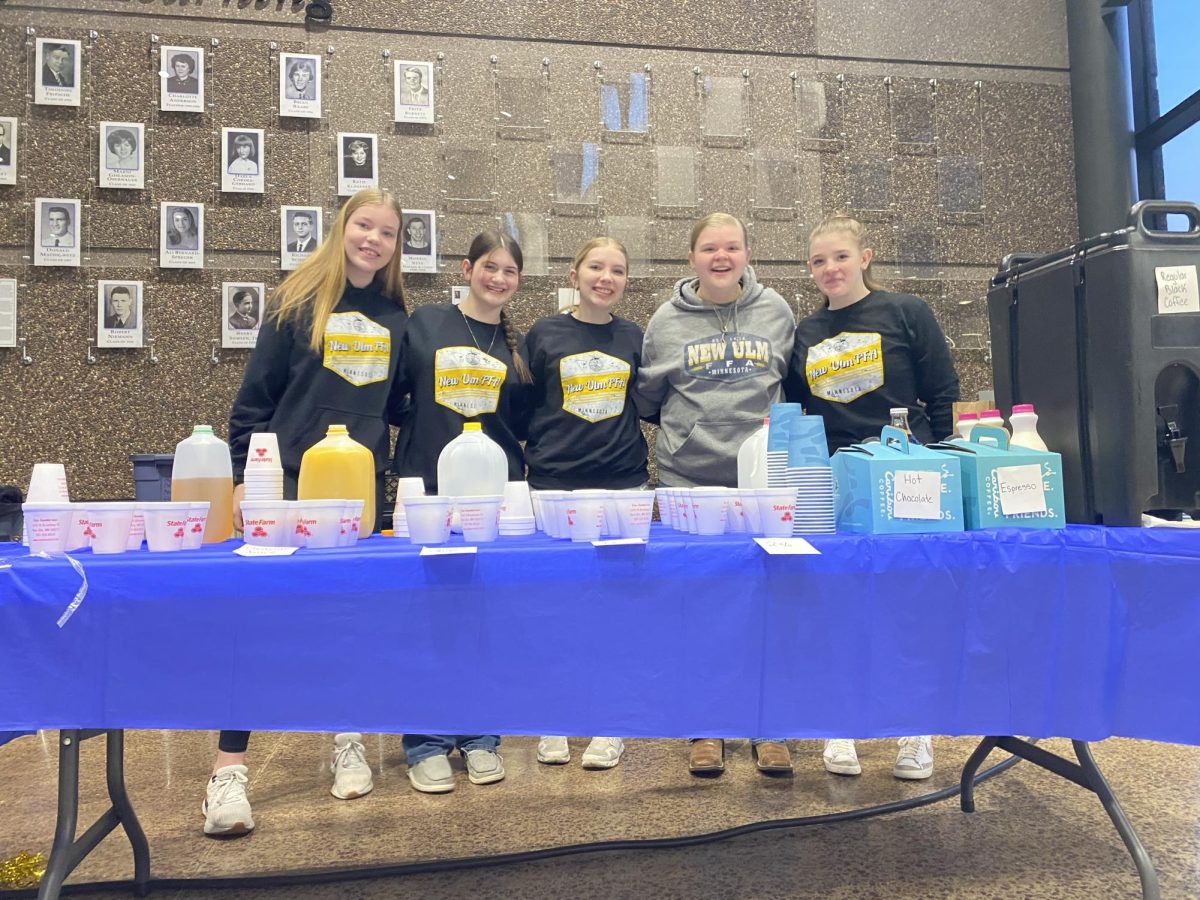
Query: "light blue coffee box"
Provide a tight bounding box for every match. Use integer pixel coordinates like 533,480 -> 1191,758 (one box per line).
831,426 -> 964,534
930,426 -> 1066,529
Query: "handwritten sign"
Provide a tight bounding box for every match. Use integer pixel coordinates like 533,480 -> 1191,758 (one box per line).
1156,265 -> 1199,315
419,545 -> 477,557
234,544 -> 298,557
893,470 -> 941,520
996,464 -> 1048,515
754,537 -> 821,555
592,538 -> 646,547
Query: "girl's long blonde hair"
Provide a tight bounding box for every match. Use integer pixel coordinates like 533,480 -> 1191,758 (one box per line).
807,212 -> 885,294
269,188 -> 406,353
561,236 -> 630,311
689,212 -> 747,249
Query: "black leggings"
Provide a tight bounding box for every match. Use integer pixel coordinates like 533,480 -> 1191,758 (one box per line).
217,475 -> 385,757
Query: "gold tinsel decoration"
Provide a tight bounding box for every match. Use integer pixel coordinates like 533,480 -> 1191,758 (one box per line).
0,851 -> 47,889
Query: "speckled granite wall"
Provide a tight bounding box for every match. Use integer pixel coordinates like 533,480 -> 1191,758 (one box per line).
0,1 -> 1076,498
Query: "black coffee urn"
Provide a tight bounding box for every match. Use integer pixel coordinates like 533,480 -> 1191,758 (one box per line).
987,201 -> 1200,525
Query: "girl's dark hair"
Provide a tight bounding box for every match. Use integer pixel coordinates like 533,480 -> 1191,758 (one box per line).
466,229 -> 532,384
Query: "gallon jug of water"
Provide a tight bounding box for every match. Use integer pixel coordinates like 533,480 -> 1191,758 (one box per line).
737,417 -> 770,489
438,423 -> 507,499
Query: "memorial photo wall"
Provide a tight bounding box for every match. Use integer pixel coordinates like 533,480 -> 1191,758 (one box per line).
0,8 -> 1077,498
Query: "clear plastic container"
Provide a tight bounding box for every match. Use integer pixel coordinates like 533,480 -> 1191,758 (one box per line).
298,425 -> 375,538
437,423 -> 507,499
736,417 -> 770,489
170,426 -> 233,543
1008,403 -> 1049,451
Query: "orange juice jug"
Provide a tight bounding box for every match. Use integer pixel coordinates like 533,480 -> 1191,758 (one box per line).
297,424 -> 375,537
171,425 -> 234,543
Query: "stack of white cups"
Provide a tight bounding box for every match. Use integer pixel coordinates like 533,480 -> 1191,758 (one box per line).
243,433 -> 284,501
499,481 -> 535,536
24,463 -> 70,547
390,477 -> 426,538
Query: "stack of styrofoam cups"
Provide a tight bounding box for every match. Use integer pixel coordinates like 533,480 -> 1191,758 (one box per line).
756,487 -> 797,537
391,477 -> 426,538
612,489 -> 654,540
459,494 -> 503,542
241,500 -> 289,547
345,498 -> 364,546
295,499 -> 344,549
529,490 -> 546,533
725,489 -> 747,533
142,502 -> 192,552
601,492 -> 620,537
691,486 -> 728,535
741,489 -> 763,534
676,488 -> 695,533
23,463 -> 71,552
87,502 -> 138,554
182,501 -> 211,550
126,506 -> 146,550
243,433 -> 284,501
566,489 -> 606,542
538,489 -> 568,538
402,495 -> 452,545
499,481 -> 535,536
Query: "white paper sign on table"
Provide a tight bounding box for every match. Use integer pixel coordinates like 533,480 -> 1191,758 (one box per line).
892,470 -> 942,520
754,537 -> 821,555
419,545 -> 477,557
996,464 -> 1048,515
592,538 -> 646,547
234,544 -> 298,557
1156,265 -> 1199,315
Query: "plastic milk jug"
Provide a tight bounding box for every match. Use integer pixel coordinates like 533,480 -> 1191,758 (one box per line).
737,418 -> 770,489
438,423 -> 507,499
1008,403 -> 1049,452
978,409 -> 1008,435
956,412 -> 978,441
298,425 -> 376,537
171,425 -> 234,543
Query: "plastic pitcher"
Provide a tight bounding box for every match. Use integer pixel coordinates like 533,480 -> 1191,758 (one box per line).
298,425 -> 375,538
170,426 -> 233,543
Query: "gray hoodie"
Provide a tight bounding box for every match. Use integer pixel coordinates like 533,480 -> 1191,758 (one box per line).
634,265 -> 795,486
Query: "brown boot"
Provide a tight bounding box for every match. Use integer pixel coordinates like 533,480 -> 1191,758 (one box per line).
753,741 -> 793,774
688,739 -> 724,775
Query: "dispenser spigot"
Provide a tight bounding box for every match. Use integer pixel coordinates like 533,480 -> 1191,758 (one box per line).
1158,404 -> 1188,475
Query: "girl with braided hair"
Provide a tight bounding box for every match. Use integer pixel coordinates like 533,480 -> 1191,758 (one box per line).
390,228 -> 531,793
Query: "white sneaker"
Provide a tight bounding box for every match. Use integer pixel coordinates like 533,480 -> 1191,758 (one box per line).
894,735 -> 934,780
330,732 -> 374,799
822,739 -> 861,776
581,737 -> 625,769
202,765 -> 254,836
464,748 -> 505,785
408,754 -> 455,793
537,735 -> 571,764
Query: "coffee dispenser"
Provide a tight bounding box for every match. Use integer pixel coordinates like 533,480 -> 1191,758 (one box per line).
987,201 -> 1200,525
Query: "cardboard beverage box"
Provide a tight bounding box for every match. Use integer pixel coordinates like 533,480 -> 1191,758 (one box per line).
931,426 -> 1066,529
832,426 -> 964,534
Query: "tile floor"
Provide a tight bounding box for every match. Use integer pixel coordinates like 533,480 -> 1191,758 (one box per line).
2,732 -> 1198,898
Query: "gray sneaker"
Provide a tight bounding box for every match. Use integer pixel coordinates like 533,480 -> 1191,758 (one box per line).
407,753 -> 455,793
202,765 -> 254,837
330,733 -> 374,799
464,748 -> 505,785
536,735 -> 570,764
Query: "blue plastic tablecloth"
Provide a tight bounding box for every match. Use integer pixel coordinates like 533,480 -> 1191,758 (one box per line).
1,525 -> 1197,744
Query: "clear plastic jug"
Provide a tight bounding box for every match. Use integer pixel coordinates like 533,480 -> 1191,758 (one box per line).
298,425 -> 375,537
171,425 -> 234,543
437,423 -> 507,499
737,418 -> 769,489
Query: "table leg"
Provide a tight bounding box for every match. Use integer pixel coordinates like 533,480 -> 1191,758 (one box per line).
960,736 -> 1160,900
37,729 -> 151,900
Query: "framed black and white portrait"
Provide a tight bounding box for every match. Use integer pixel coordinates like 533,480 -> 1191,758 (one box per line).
280,206 -> 322,271
0,117 -> 16,187
159,202 -> 204,269
98,122 -> 145,190
222,282 -> 265,349
393,60 -> 435,124
337,132 -> 377,196
33,198 -> 81,267
97,281 -> 144,348
279,53 -> 321,119
222,128 -> 265,194
35,39 -> 81,107
400,209 -> 437,274
0,279 -> 16,348
160,46 -> 204,113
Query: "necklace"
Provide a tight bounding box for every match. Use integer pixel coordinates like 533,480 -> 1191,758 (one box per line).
711,301 -> 738,336
460,308 -> 498,356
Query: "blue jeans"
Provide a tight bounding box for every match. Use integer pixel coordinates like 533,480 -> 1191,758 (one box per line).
403,734 -> 500,766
